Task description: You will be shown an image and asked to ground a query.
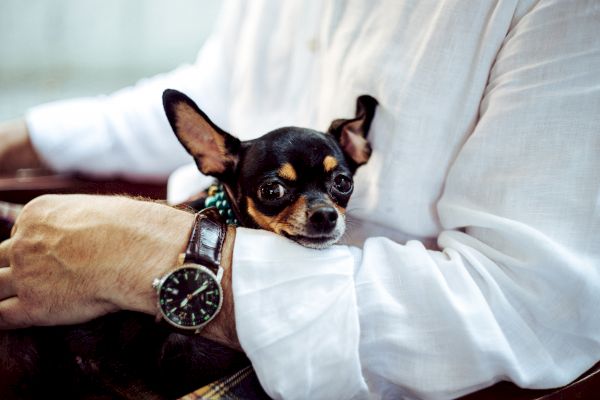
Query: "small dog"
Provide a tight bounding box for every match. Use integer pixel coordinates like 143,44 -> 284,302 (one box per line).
163,89 -> 378,249
0,91 -> 377,399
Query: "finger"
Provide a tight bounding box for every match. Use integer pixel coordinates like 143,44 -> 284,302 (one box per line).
0,239 -> 10,267
0,268 -> 15,300
0,297 -> 32,329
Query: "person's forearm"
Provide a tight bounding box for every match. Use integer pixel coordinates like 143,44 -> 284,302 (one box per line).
0,119 -> 46,172
0,195 -> 239,349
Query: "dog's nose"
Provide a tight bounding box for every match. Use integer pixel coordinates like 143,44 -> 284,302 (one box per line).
308,206 -> 338,233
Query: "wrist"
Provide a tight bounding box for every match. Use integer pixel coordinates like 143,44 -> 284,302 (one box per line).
142,206 -> 239,349
199,225 -> 239,349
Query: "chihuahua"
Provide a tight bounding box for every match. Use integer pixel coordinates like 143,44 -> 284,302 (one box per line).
0,91 -> 377,399
163,89 -> 377,249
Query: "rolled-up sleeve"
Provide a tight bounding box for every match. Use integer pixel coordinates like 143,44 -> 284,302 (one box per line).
232,228 -> 368,400
26,0 -> 246,179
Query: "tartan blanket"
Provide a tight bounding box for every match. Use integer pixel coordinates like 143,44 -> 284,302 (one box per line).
180,365 -> 270,400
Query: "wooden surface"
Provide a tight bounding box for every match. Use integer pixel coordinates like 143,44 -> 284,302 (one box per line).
460,361 -> 600,399
0,169 -> 166,204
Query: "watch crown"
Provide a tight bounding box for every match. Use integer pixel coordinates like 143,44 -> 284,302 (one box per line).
152,277 -> 161,290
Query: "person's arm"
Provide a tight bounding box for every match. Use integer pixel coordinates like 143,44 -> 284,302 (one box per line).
0,194 -> 239,349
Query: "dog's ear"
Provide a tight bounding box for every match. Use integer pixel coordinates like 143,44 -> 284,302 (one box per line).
163,89 -> 241,179
327,95 -> 378,170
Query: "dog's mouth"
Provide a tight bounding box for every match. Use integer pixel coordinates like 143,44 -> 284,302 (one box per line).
281,231 -> 342,249
278,212 -> 347,249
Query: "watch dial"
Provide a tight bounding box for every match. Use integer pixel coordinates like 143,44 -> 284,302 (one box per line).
158,266 -> 222,328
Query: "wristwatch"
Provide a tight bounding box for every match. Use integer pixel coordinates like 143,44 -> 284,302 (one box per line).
153,207 -> 227,333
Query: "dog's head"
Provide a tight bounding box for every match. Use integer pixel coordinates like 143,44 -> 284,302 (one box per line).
163,89 -> 377,248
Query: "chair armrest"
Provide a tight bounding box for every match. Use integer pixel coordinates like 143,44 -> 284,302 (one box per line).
0,169 -> 166,204
460,362 -> 600,400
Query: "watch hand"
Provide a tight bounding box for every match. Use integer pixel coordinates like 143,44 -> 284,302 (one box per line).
190,281 -> 209,297
179,281 -> 209,308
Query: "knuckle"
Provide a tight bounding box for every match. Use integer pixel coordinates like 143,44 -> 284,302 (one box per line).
17,205 -> 41,229
20,195 -> 53,219
29,194 -> 58,206
8,244 -> 49,289
9,236 -> 32,268
19,194 -> 66,223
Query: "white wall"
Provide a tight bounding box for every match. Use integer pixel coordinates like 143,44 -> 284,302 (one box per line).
0,0 -> 221,120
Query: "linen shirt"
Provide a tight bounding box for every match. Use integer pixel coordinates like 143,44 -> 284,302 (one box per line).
26,1 -> 600,399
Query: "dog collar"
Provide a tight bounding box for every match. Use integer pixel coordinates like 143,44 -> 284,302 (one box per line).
203,184 -> 240,226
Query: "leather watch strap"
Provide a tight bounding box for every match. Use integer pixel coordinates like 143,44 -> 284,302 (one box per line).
182,207 -> 227,274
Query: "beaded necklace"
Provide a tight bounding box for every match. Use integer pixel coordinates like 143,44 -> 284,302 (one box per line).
203,184 -> 240,226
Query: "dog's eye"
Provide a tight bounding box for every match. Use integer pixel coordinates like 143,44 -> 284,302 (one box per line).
258,181 -> 287,201
333,174 -> 353,194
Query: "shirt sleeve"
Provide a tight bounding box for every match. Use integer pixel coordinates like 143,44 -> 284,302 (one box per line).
25,0 -> 246,180
231,2 -> 600,399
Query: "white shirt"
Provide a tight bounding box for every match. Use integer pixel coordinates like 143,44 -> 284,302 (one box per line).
26,1 -> 600,399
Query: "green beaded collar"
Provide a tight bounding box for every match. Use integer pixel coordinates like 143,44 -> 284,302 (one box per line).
203,184 -> 239,226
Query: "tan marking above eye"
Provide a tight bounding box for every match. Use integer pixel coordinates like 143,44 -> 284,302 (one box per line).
323,155 -> 338,173
278,163 -> 297,181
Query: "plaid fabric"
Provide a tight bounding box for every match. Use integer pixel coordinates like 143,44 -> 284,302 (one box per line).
180,366 -> 271,400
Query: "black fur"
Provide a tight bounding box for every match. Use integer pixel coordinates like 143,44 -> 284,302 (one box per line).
0,312 -> 249,399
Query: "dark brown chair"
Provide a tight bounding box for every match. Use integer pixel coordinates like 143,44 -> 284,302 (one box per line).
461,361 -> 600,399
0,169 -> 167,241
0,169 -> 166,204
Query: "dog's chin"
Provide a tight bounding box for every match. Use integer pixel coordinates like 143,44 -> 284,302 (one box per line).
282,230 -> 344,249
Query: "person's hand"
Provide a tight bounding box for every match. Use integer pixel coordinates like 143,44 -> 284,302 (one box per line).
0,119 -> 47,173
0,194 -> 195,327
0,194 -> 239,348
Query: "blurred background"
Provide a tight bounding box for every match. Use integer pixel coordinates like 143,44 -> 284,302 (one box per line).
0,0 -> 221,120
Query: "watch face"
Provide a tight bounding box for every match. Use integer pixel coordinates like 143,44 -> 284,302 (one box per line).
157,264 -> 222,330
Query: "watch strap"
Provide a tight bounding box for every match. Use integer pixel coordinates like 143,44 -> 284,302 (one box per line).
182,207 -> 227,274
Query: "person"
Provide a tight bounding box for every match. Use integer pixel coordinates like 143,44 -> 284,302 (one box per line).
1,1 -> 600,398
